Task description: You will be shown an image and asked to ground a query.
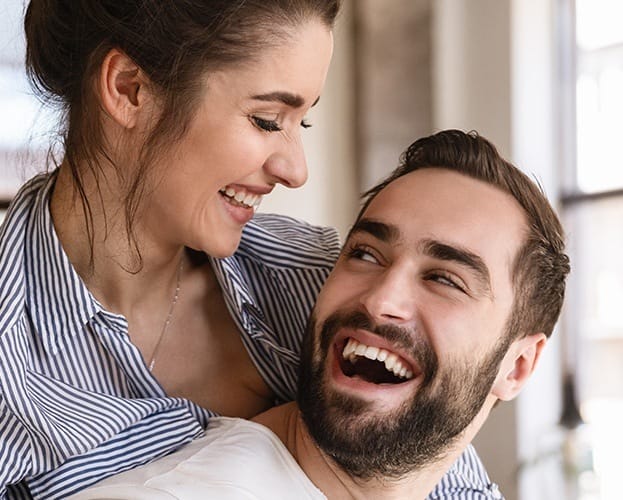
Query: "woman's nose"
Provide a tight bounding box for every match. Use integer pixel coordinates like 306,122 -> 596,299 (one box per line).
264,132 -> 308,188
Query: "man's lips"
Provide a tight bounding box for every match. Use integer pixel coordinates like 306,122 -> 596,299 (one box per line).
342,337 -> 414,380
328,328 -> 423,397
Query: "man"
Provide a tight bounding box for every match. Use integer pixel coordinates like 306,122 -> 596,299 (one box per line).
74,130 -> 570,499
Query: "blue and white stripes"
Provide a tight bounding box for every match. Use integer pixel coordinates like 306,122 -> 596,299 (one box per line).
0,171 -> 502,499
429,445 -> 503,499
0,172 -> 339,498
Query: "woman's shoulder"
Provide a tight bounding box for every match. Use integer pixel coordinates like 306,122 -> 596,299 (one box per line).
1,170 -> 50,213
238,213 -> 341,269
0,172 -> 54,326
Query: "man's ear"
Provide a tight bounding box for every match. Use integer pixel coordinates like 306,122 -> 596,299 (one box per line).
491,333 -> 547,401
98,48 -> 147,129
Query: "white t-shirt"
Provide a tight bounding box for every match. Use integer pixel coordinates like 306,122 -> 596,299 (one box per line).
69,417 -> 326,500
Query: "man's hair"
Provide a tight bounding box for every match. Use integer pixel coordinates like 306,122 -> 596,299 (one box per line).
357,129 -> 570,341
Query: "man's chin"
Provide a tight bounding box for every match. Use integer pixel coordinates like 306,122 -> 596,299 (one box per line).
299,360 -> 485,480
323,396 -> 415,445
302,389 -> 441,480
325,378 -> 418,417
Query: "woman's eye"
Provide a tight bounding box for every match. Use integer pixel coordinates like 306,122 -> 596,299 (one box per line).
300,119 -> 312,129
251,116 -> 282,132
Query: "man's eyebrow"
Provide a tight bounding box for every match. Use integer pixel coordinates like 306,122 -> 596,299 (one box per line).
348,218 -> 400,243
421,239 -> 492,294
251,91 -> 318,109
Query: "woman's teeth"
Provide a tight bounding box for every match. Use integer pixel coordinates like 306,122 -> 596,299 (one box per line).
220,187 -> 262,209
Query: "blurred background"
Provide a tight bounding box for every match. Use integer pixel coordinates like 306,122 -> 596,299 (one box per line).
1,1 -> 621,499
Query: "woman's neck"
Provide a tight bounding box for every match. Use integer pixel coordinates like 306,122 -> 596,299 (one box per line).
49,161 -> 185,314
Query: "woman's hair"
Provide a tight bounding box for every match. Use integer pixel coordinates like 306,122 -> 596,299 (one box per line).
24,0 -> 341,268
356,129 -> 570,342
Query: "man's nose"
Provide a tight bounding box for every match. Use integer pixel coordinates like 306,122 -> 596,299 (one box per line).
359,268 -> 416,324
263,132 -> 308,188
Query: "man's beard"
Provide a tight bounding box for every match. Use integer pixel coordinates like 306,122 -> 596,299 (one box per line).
297,309 -> 511,480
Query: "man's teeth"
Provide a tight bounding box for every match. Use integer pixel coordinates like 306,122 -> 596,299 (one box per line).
220,187 -> 262,209
342,338 -> 413,380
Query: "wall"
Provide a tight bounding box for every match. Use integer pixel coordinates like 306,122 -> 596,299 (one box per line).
353,0 -> 433,190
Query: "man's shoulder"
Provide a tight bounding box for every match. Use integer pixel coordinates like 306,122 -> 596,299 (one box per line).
427,445 -> 503,499
203,417 -> 297,467
238,213 -> 341,270
71,417 -> 326,500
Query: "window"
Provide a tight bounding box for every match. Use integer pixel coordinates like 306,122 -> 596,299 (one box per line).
574,0 -> 623,192
0,1 -> 54,217
561,1 -> 623,498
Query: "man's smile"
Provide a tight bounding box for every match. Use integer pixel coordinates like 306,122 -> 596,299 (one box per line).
327,328 -> 425,406
341,337 -> 414,381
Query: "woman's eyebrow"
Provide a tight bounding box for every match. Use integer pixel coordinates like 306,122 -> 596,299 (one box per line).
250,92 -> 320,109
250,91 -> 305,108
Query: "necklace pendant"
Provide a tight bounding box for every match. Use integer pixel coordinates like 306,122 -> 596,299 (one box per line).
147,258 -> 183,374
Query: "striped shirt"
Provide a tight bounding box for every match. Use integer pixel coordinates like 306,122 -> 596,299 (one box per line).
0,172 -> 502,499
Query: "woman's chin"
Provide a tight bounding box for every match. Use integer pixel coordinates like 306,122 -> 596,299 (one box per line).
201,232 -> 244,259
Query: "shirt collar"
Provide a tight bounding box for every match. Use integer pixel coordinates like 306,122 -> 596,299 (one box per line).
210,252 -> 262,327
24,171 -> 102,356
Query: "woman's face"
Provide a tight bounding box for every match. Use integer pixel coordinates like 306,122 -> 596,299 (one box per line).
144,20 -> 334,258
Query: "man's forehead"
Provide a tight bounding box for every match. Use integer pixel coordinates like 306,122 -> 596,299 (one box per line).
355,168 -> 528,279
362,168 -> 526,237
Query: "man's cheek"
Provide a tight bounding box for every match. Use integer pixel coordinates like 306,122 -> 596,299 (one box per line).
323,273 -> 365,307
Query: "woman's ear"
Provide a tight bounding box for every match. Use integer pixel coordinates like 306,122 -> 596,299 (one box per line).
98,48 -> 147,128
491,333 -> 547,402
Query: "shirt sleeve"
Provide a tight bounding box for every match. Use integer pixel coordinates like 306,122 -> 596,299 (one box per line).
215,214 -> 341,403
0,396 -> 32,499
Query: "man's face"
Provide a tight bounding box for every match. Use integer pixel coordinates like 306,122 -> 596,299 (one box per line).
298,168 -> 528,478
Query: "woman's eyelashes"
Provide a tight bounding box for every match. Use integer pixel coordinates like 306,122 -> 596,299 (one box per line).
251,116 -> 282,132
250,115 -> 312,133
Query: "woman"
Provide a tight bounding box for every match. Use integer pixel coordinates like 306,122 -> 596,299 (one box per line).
0,1 -> 339,497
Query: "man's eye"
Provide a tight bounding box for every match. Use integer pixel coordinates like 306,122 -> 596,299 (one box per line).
251,116 -> 282,132
346,245 -> 379,264
427,273 -> 464,292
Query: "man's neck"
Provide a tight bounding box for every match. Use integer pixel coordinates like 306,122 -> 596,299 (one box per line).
252,402 -> 467,500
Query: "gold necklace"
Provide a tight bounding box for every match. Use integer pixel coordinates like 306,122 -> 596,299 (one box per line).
148,259 -> 183,372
